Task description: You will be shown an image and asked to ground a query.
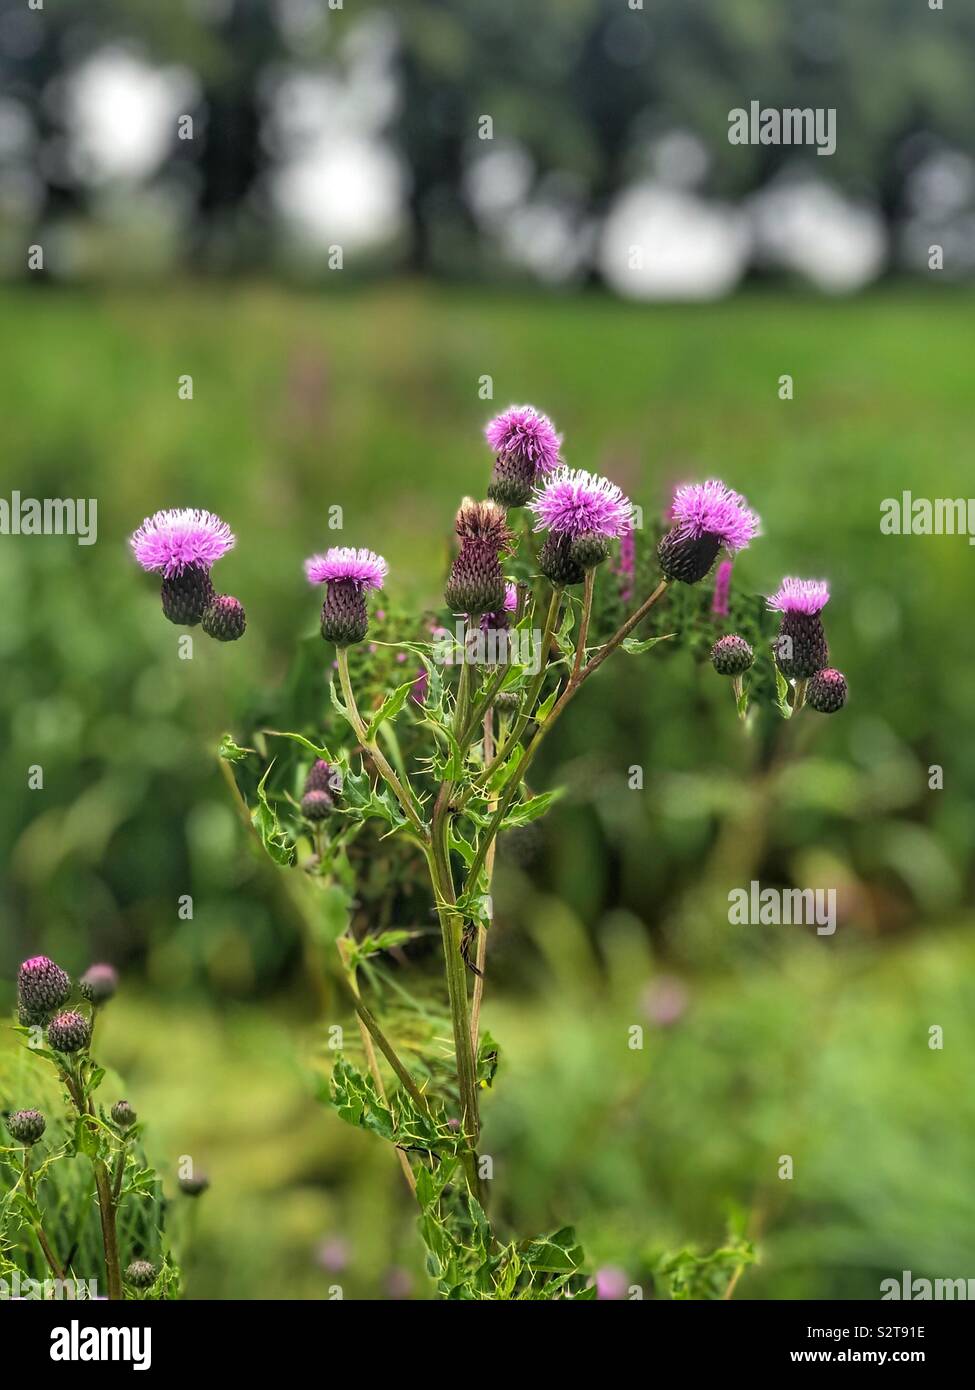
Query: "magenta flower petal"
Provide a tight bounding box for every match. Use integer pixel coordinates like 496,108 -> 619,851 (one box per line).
528,467 -> 633,539
503,581 -> 518,612
304,547 -> 388,590
670,480 -> 760,553
485,405 -> 562,476
130,508 -> 235,577
767,576 -> 830,615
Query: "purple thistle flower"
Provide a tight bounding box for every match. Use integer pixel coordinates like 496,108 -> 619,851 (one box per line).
130,509 -> 235,578
445,500 -> 511,614
766,576 -> 830,616
658,480 -> 759,585
486,406 -> 562,508
18,955 -> 71,1025
305,547 -> 388,646
304,547 -> 388,590
768,578 -> 831,678
528,468 -> 632,540
6,1109 -> 46,1145
807,667 -> 848,714
80,963 -> 118,1006
711,559 -> 733,617
47,1011 -> 91,1054
594,1266 -> 630,1300
410,667 -> 429,705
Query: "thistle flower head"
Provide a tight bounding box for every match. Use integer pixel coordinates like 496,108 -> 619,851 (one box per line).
201,595 -> 247,642
125,1260 -> 157,1289
80,963 -> 118,1006
47,1011 -> 91,1054
6,1109 -> 46,1145
807,667 -> 848,714
710,634 -> 754,677
669,480 -> 760,553
112,1100 -> 137,1129
485,405 -> 561,476
454,498 -> 513,551
130,509 -> 235,577
18,956 -> 71,1025
304,547 -> 387,591
767,577 -> 830,616
503,581 -> 518,612
179,1173 -> 210,1197
528,468 -> 633,540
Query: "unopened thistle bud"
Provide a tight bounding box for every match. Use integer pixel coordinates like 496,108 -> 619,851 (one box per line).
47,1011 -> 91,1054
201,595 -> 247,642
301,789 -> 332,821
710,634 -> 754,677
125,1260 -> 157,1289
484,405 -> 561,508
112,1100 -> 137,1129
529,468 -> 633,585
658,481 -> 759,585
17,956 -> 71,1025
305,547 -> 388,646
304,759 -> 336,795
179,1173 -> 210,1197
80,963 -> 118,1006
806,667 -> 848,714
6,1109 -> 46,1145
444,500 -> 512,614
768,578 -> 830,679
130,508 -> 235,627
494,690 -> 520,714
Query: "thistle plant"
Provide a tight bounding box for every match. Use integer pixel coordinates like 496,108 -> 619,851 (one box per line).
3,957 -> 179,1299
136,406 -> 842,1298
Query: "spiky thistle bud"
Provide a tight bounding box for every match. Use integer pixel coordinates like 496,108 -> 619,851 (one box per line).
125,1260 -> 157,1289
301,790 -> 332,821
485,405 -> 561,508
444,500 -> 512,614
179,1173 -> 210,1197
304,759 -> 336,795
17,956 -> 71,1026
47,1011 -> 91,1054
806,667 -> 848,714
80,963 -> 118,1006
305,548 -> 388,646
494,690 -> 520,714
537,533 -> 586,587
6,1109 -> 46,1145
201,595 -> 247,642
710,634 -> 754,677
112,1100 -> 137,1129
160,564 -> 216,626
768,578 -> 830,679
657,481 -> 759,585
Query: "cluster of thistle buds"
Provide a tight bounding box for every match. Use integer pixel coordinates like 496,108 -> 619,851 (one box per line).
130,508 -> 246,641
301,758 -> 340,822
709,575 -> 848,716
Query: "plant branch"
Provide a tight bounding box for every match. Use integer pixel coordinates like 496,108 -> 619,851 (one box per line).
337,646 -> 427,837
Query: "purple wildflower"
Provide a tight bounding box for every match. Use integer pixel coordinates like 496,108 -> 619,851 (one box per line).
642,976 -> 689,1028
658,481 -> 760,585
711,559 -> 733,617
529,468 -> 632,540
768,577 -> 831,678
807,667 -> 848,714
315,1238 -> 349,1274
18,956 -> 71,1025
485,405 -> 562,507
130,508 -> 235,577
305,547 -> 388,646
80,963 -> 118,1005
47,1011 -> 91,1054
616,524 -> 636,603
594,1266 -> 630,1300
445,500 -> 512,614
410,667 -> 429,705
131,508 -> 236,626
767,577 -> 830,616
710,634 -> 753,677
6,1109 -> 46,1145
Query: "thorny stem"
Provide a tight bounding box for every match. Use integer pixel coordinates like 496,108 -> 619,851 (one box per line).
337,647 -> 427,837
469,706 -> 495,1052
23,1150 -> 65,1280
480,586 -> 561,781
465,578 -> 671,891
571,569 -> 595,684
62,1057 -> 123,1300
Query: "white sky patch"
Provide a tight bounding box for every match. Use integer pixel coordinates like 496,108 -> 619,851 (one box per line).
64,46 -> 198,186
600,183 -> 750,301
748,177 -> 887,293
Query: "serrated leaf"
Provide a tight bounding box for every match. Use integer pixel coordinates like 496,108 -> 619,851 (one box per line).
218,733 -> 253,763
251,762 -> 296,866
365,680 -> 414,742
262,729 -> 333,760
500,787 -> 563,829
620,632 -> 676,654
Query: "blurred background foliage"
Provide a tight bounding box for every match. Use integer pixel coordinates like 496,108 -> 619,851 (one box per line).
2,0 -> 974,1301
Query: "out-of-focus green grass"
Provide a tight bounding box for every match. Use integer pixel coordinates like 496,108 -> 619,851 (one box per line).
2,282 -> 973,1297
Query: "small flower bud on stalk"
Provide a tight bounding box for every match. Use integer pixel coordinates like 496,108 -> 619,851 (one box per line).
17,956 -> 71,1025
129,508 -> 236,627
485,405 -> 561,508
710,634 -> 754,677
6,1108 -> 46,1145
125,1260 -> 157,1289
201,595 -> 247,641
112,1100 -> 137,1129
179,1173 -> 210,1197
305,547 -> 388,646
47,1011 -> 92,1054
806,667 -> 848,714
657,481 -> 759,584
80,963 -> 118,1005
